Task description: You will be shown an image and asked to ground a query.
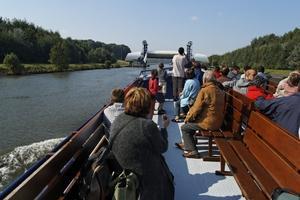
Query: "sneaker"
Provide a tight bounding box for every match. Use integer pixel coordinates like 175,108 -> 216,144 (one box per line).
175,142 -> 185,150
171,118 -> 184,123
182,151 -> 201,159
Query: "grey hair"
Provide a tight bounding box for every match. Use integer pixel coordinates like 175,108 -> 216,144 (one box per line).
203,70 -> 216,84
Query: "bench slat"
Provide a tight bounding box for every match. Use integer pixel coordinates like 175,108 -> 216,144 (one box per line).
229,140 -> 279,198
244,128 -> 300,193
248,111 -> 300,171
215,138 -> 268,200
218,131 -> 233,138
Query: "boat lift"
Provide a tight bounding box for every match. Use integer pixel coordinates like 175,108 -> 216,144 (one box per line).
125,40 -> 209,67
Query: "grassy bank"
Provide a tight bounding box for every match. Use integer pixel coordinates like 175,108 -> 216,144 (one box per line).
265,69 -> 292,77
0,60 -> 130,75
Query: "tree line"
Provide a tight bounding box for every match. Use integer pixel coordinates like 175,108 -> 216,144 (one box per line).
209,28 -> 300,69
0,17 -> 131,70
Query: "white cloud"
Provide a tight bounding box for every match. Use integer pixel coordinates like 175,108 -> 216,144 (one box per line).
191,16 -> 199,21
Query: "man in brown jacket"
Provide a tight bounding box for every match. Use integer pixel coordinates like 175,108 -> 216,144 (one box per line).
179,70 -> 225,158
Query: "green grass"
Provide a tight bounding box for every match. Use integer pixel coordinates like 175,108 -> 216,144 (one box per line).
0,60 -> 130,75
265,69 -> 291,77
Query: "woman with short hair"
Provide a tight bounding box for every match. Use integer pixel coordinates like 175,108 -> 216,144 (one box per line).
110,87 -> 174,200
172,68 -> 200,122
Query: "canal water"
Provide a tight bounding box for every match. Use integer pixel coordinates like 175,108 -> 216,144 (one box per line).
0,67 -> 142,190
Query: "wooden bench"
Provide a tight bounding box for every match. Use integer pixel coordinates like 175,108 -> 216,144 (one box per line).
266,84 -> 276,94
195,92 -> 244,161
268,80 -> 278,88
215,111 -> 300,199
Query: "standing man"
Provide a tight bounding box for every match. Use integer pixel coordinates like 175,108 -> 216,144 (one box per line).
172,47 -> 188,101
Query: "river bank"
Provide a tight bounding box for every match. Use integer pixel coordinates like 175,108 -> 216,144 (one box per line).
0,60 -> 130,76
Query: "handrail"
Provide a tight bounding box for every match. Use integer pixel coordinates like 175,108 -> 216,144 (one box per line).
139,66 -> 173,76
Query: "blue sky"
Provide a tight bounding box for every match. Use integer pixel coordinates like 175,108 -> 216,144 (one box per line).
1,0 -> 300,56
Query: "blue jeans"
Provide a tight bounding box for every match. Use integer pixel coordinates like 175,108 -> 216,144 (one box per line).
174,100 -> 189,117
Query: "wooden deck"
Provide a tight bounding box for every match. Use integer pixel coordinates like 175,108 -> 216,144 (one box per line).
153,101 -> 244,200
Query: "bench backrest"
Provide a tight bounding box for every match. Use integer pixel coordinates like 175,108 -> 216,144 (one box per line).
266,84 -> 276,94
229,89 -> 255,129
244,111 -> 300,193
268,80 -> 278,88
224,92 -> 243,137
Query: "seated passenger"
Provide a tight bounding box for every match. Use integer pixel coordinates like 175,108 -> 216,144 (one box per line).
213,66 -> 222,79
274,70 -> 300,98
233,68 -> 257,94
110,87 -> 174,200
177,70 -> 225,158
227,65 -> 241,80
173,69 -> 200,122
217,66 -> 230,83
257,66 -> 268,79
103,88 -> 125,127
255,83 -> 300,138
223,66 -> 246,88
246,76 -> 273,100
191,59 -> 204,84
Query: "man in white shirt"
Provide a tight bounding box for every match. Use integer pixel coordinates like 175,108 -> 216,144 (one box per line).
172,47 -> 188,100
104,88 -> 125,128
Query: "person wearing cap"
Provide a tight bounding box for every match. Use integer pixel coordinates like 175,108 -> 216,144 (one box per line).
246,76 -> 273,100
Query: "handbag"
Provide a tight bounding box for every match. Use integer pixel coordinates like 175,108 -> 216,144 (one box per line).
77,118 -> 138,200
111,170 -> 140,200
109,118 -> 140,200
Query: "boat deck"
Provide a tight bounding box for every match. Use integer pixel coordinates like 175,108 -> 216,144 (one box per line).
153,101 -> 244,200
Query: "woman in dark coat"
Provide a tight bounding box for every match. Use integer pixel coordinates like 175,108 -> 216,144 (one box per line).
110,87 -> 174,200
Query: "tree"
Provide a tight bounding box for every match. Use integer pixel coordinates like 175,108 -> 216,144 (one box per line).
49,41 -> 70,71
0,18 -> 130,65
105,60 -> 111,68
287,44 -> 300,69
3,52 -> 24,74
88,47 -> 112,63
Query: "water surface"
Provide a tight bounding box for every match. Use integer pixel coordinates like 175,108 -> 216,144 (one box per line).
0,67 -> 141,189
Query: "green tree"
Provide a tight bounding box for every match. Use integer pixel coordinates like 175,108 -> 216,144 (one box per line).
0,18 -> 131,65
88,47 -> 111,63
287,44 -> 300,69
3,52 -> 24,74
49,41 -> 70,71
105,60 -> 112,68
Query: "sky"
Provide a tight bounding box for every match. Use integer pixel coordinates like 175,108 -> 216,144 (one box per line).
1,0 -> 300,56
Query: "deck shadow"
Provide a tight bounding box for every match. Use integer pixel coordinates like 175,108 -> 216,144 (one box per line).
197,195 -> 242,200
161,101 -> 243,200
